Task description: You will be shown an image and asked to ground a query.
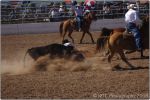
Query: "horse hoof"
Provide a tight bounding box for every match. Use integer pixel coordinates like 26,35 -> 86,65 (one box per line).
124,51 -> 128,54
112,64 -> 123,71
140,55 -> 148,59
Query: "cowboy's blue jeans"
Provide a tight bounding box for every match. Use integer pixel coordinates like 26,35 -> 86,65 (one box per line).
76,16 -> 81,29
126,22 -> 142,50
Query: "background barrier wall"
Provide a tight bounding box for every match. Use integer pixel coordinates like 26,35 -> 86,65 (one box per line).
1,1 -> 148,35
1,18 -> 125,35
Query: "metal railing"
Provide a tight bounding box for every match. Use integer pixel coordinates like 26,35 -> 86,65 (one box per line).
1,3 -> 149,24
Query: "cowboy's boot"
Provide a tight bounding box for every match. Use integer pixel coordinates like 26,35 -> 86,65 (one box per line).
140,49 -> 144,58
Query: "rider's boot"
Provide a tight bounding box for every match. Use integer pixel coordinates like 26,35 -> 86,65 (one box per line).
137,48 -> 144,58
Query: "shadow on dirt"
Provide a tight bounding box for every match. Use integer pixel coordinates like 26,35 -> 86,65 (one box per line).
129,56 -> 149,60
78,42 -> 96,44
112,65 -> 149,71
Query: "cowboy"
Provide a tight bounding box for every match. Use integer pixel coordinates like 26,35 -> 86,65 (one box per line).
74,3 -> 83,32
125,4 -> 143,53
62,39 -> 75,55
63,39 -> 74,47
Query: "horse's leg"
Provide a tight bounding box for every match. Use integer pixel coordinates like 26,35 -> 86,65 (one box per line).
108,50 -> 115,63
124,50 -> 136,54
62,30 -> 67,42
80,31 -> 86,44
104,49 -> 109,56
87,31 -> 95,43
68,30 -> 74,43
118,50 -> 135,69
107,49 -> 117,71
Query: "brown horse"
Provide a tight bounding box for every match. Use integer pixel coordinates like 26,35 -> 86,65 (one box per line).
96,16 -> 149,69
59,12 -> 95,43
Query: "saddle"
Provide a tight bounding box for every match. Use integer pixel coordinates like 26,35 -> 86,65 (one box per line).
73,17 -> 84,31
123,28 -> 134,39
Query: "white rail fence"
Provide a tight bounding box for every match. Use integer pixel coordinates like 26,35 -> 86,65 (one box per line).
1,1 -> 149,34
1,2 -> 149,24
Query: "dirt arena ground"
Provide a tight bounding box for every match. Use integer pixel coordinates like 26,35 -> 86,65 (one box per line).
1,32 -> 149,99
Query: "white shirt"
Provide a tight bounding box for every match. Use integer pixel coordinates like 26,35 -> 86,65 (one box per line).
59,8 -> 64,12
51,10 -> 56,17
63,43 -> 73,47
125,9 -> 141,25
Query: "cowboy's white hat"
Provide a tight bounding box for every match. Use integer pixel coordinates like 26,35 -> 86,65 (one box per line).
77,4 -> 80,6
127,4 -> 137,9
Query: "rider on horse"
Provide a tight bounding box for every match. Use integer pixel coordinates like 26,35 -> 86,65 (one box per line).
74,3 -> 83,32
125,4 -> 143,53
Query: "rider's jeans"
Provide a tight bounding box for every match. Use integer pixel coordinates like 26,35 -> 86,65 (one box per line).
76,16 -> 81,29
126,22 -> 142,50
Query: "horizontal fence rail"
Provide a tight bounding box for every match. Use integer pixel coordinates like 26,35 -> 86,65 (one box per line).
1,1 -> 149,24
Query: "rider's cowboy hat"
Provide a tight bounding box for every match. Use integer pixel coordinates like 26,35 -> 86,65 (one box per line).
127,4 -> 137,9
76,4 -> 80,6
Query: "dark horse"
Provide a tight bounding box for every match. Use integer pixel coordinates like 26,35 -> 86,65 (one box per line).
59,12 -> 96,43
96,16 -> 149,69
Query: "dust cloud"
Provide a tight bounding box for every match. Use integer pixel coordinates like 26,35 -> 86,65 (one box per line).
1,53 -> 110,75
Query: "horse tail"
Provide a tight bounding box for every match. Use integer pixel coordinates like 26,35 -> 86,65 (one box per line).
96,38 -> 102,53
96,35 -> 112,53
23,49 -> 29,68
59,21 -> 64,36
96,36 -> 108,53
107,31 -> 114,50
96,28 -> 115,53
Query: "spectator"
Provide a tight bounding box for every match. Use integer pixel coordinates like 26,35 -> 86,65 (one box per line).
51,8 -> 57,18
69,6 -> 75,17
59,5 -> 64,16
84,2 -> 91,11
80,1 -> 84,9
68,0 -> 77,17
103,4 -> 111,14
72,0 -> 77,6
83,2 -> 91,16
84,0 -> 95,11
40,4 -> 46,13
